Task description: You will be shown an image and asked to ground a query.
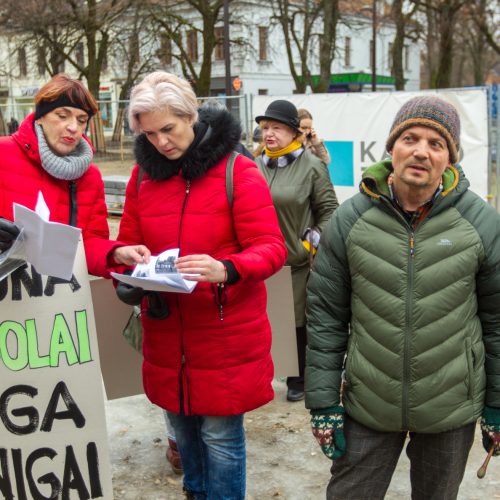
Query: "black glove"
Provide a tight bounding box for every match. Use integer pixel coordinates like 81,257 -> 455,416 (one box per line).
0,218 -> 20,252
116,281 -> 146,306
146,292 -> 169,320
115,271 -> 169,319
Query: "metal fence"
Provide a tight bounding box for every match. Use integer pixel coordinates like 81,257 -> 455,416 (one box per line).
1,88 -> 499,209
0,93 -> 253,143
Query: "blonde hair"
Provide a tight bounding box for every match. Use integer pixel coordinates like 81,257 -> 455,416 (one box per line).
297,108 -> 312,121
128,71 -> 198,133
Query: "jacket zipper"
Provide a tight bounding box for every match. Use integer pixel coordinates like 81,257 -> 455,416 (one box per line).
213,282 -> 227,320
380,197 -> 415,431
178,180 -> 191,415
373,189 -> 448,430
402,231 -> 415,430
68,181 -> 77,226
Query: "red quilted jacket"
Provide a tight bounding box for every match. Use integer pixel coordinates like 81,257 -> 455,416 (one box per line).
0,113 -> 120,277
118,107 -> 287,416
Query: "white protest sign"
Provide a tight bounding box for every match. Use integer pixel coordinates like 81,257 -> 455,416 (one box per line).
0,241 -> 113,499
253,89 -> 489,203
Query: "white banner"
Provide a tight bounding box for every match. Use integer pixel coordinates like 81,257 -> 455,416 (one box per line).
253,89 -> 489,203
0,242 -> 112,499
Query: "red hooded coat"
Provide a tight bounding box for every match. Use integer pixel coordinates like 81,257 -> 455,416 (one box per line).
0,113 -> 120,277
118,107 -> 287,416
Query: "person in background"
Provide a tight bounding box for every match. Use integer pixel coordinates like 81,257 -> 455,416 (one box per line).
202,99 -> 254,160
255,99 -> 338,402
114,71 -> 287,499
298,108 -> 331,166
0,73 -> 145,276
306,95 -> 500,499
252,125 -> 264,158
7,116 -> 19,135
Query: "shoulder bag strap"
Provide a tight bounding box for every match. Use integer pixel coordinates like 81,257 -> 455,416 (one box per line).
136,167 -> 144,193
226,151 -> 239,209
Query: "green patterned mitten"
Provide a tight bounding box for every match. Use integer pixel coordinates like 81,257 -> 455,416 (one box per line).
480,406 -> 500,456
310,405 -> 346,460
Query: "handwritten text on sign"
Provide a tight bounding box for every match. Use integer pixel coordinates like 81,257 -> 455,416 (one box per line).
0,245 -> 113,499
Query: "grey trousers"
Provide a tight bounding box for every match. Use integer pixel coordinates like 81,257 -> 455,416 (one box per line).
327,415 -> 476,500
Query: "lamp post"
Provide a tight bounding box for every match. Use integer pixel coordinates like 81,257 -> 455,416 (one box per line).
371,0 -> 377,92
223,0 -> 232,110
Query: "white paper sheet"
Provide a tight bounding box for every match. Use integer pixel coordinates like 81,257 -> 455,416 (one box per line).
13,203 -> 81,280
111,248 -> 198,293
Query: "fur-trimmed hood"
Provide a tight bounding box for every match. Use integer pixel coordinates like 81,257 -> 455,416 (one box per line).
133,105 -> 242,181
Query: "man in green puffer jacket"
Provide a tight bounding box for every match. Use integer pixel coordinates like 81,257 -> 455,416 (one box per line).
305,95 -> 500,499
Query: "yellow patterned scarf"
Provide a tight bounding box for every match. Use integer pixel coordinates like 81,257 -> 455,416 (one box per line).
264,140 -> 303,158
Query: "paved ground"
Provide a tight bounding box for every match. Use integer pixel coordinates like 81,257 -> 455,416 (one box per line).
106,380 -> 500,500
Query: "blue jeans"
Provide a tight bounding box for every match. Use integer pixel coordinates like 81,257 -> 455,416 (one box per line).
167,412 -> 246,500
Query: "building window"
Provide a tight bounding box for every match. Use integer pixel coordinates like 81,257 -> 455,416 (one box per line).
344,37 -> 351,67
37,46 -> 46,76
259,27 -> 268,61
214,27 -> 224,61
18,48 -> 27,77
187,30 -> 198,61
404,45 -> 410,71
75,43 -> 84,68
388,42 -> 393,72
161,33 -> 172,65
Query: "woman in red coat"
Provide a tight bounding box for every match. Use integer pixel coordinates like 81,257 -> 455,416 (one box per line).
115,71 -> 287,499
0,73 -> 148,276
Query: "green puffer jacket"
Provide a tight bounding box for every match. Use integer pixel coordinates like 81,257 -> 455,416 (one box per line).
305,160 -> 500,433
256,150 -> 338,327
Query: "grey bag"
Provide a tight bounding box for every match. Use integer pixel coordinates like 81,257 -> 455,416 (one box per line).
122,305 -> 143,352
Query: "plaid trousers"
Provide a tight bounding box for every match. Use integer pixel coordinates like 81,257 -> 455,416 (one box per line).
327,415 -> 475,500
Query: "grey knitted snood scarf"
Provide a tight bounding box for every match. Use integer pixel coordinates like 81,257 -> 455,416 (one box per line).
35,122 -> 93,181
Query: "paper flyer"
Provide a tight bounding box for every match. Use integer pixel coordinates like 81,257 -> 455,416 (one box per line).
111,248 -> 198,293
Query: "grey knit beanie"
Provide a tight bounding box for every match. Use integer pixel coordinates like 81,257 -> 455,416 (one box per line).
386,96 -> 461,164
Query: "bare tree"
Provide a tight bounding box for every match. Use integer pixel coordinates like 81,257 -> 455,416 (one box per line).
316,0 -> 340,93
0,0 -> 134,149
149,0 -> 233,96
466,0 -> 500,55
1,0 -> 133,96
390,0 -> 419,90
272,0 -> 322,93
417,0 -> 468,88
109,5 -> 158,141
448,0 -> 499,86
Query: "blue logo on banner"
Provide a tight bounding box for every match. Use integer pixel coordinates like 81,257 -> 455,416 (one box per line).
324,141 -> 354,187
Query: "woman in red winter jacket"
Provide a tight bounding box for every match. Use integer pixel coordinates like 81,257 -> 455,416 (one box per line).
114,71 -> 287,499
0,73 -> 148,276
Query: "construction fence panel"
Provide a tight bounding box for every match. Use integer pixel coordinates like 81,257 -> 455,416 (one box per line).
252,88 -> 493,205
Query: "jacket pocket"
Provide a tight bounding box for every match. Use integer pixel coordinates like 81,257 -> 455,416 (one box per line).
344,337 -> 359,392
465,338 -> 474,400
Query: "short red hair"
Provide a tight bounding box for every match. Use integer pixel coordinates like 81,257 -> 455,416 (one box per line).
35,74 -> 98,116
